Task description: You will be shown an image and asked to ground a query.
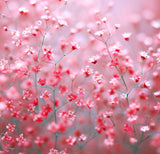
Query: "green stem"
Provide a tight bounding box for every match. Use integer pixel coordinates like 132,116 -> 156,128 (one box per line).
35,72 -> 37,89
37,25 -> 48,63
110,116 -> 116,127
54,50 -> 74,71
78,132 -> 97,151
55,102 -> 69,112
126,93 -> 129,105
52,87 -> 58,149
34,24 -> 48,94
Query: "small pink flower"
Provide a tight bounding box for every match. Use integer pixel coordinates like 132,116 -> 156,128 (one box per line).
82,65 -> 93,77
140,126 -> 150,132
47,122 -> 59,133
40,90 -> 51,99
130,74 -> 141,83
115,24 -> 120,29
103,111 -> 113,118
6,123 -> 16,132
140,51 -> 150,60
123,124 -> 133,132
19,7 -> 29,15
153,91 -> 160,97
16,134 -> 25,144
129,137 -> 137,145
154,102 -> 160,111
79,134 -> 87,142
0,59 -> 8,70
66,136 -> 77,146
68,93 -> 77,102
122,32 -> 132,41
86,99 -> 94,109
1,132 -> 12,141
104,137 -> 114,146
93,72 -> 103,84
71,41 -> 80,50
88,55 -> 100,64
38,78 -> 46,86
94,30 -> 104,37
14,39 -> 22,47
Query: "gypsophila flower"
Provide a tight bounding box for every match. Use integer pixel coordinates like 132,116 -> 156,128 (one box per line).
154,102 -> 160,111
24,47 -> 35,55
127,115 -> 138,123
6,123 -> 15,132
123,124 -> 133,132
47,122 -> 58,133
93,72 -> 103,84
140,126 -> 150,132
48,148 -> 67,154
143,81 -> 151,89
79,134 -> 87,142
19,7 -> 29,15
104,137 -> 114,146
1,132 -> 12,141
82,65 -> 93,77
109,77 -> 119,86
153,91 -> 160,97
129,137 -> 138,145
94,30 -> 104,37
151,20 -> 160,29
122,32 -> 132,41
40,90 -> 51,99
86,99 -> 94,109
66,136 -> 77,146
77,87 -> 85,95
140,51 -> 150,60
115,24 -> 120,29
88,55 -> 100,64
101,17 -> 107,23
0,59 -> 8,70
71,41 -> 80,50
120,93 -> 127,99
130,74 -> 141,83
16,134 -> 25,144
103,111 -> 113,118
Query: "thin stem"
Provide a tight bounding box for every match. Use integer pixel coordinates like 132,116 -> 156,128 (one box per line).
35,72 -> 37,89
133,124 -> 136,136
35,24 -> 48,92
55,102 -> 69,111
53,88 -> 57,122
37,24 -> 48,63
55,54 -> 66,70
38,85 -> 53,90
105,41 -> 113,60
52,87 -> 58,149
37,35 -> 46,63
77,132 -> 97,152
126,93 -> 129,105
110,116 -> 116,127
54,50 -> 74,71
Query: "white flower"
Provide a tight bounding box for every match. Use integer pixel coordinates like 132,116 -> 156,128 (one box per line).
140,126 -> 150,132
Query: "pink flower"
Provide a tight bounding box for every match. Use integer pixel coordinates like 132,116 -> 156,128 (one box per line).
140,126 -> 150,132
66,136 -> 77,146
123,124 -> 133,132
6,123 -> 16,132
104,137 -> 114,146
122,33 -> 132,41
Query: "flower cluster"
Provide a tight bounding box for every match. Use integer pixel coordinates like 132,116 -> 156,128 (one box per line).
0,0 -> 160,154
